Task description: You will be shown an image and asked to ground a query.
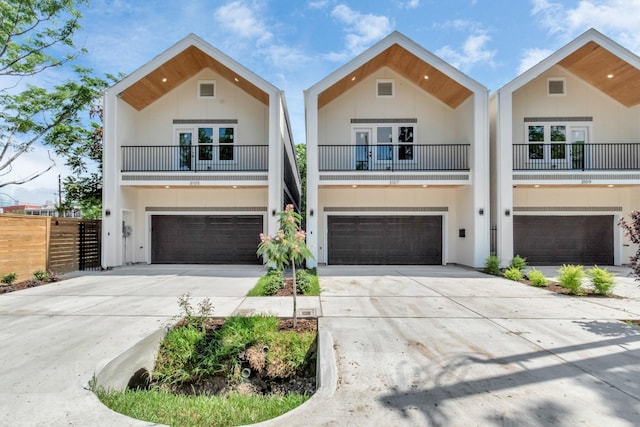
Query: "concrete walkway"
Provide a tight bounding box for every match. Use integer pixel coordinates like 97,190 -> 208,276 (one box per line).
1,264 -> 639,426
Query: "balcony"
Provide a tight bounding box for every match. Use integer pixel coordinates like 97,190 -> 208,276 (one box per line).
121,145 -> 269,172
319,144 -> 470,172
513,143 -> 640,171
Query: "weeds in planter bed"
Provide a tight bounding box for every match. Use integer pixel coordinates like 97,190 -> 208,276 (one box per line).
33,269 -> 49,282
509,255 -> 527,271
558,264 -> 586,295
587,266 -> 616,295
503,267 -> 523,281
248,270 -> 284,296
484,254 -> 501,276
1,272 -> 17,285
527,268 -> 549,287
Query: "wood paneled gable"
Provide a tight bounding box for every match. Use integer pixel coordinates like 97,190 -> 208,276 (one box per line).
119,45 -> 269,111
558,41 -> 640,107
317,43 -> 473,109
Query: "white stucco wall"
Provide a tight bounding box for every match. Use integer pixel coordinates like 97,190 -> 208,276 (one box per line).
115,187 -> 268,264
316,186 -> 480,265
317,67 -> 465,145
512,65 -> 640,144
118,69 -> 268,147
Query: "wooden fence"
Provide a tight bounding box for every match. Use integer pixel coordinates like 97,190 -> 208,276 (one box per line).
0,214 -> 101,281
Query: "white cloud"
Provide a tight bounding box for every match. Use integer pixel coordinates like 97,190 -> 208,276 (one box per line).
396,0 -> 419,8
330,4 -> 393,57
308,0 -> 331,9
214,1 -> 273,46
531,0 -> 640,52
518,47 -> 554,74
436,31 -> 496,71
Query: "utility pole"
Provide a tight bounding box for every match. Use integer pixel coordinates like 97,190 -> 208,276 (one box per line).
57,174 -> 63,217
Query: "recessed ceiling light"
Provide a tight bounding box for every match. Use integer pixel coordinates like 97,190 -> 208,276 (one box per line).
352,184 -> 357,188
162,77 -> 167,82
534,185 -> 540,188
351,76 -> 356,81
424,75 -> 429,80
422,184 -> 428,188
232,185 -> 238,188
164,185 -> 170,188
607,74 -> 614,79
234,77 -> 239,82
608,184 -> 615,187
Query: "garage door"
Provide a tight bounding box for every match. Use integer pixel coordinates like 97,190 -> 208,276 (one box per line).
151,215 -> 262,264
514,215 -> 613,265
328,215 -> 442,265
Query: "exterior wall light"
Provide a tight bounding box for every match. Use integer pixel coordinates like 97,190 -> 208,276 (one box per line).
505,209 -> 511,217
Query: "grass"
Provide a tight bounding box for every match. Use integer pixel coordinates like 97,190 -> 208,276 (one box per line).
248,268 -> 320,296
96,389 -> 309,427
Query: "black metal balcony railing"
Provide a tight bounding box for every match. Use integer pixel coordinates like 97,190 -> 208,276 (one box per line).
121,145 -> 269,172
513,143 -> 640,171
319,144 -> 470,172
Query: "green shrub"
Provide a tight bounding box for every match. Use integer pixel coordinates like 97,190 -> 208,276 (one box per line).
295,269 -> 312,294
503,267 -> 523,281
33,269 -> 49,282
557,264 -> 585,295
527,268 -> 549,287
1,272 -> 18,285
587,266 -> 616,295
484,254 -> 501,276
263,270 -> 284,295
509,255 -> 527,271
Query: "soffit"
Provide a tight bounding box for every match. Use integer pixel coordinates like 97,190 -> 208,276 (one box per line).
318,44 -> 473,109
558,41 -> 640,107
119,45 -> 269,110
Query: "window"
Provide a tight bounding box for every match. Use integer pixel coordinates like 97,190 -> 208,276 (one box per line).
376,79 -> 394,97
398,126 -> 414,161
218,127 -> 235,161
198,80 -> 216,98
198,127 -> 213,160
547,78 -> 565,96
376,126 -> 393,161
525,122 -> 587,164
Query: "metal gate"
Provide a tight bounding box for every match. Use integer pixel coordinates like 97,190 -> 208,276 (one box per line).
79,221 -> 102,271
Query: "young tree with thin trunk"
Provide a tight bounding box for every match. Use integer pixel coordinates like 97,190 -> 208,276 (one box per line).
257,205 -> 313,327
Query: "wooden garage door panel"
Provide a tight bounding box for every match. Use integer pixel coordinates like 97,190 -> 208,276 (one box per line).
152,215 -> 262,264
514,215 -> 613,265
328,215 -> 442,265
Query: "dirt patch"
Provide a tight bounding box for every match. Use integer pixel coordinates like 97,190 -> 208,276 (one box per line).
0,277 -> 59,294
145,318 -> 318,398
274,277 -> 296,296
521,279 -> 624,298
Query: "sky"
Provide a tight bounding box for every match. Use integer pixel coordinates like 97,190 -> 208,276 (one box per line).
4,0 -> 640,206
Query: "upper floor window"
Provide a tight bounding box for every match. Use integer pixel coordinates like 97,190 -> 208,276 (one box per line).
198,80 -> 216,98
526,122 -> 589,168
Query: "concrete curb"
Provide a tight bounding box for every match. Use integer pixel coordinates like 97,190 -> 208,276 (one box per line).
92,323 -> 335,426
243,327 -> 336,426
94,328 -> 167,391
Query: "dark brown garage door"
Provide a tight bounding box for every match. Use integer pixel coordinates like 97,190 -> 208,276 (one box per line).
514,215 -> 613,265
151,215 -> 262,264
328,215 -> 442,265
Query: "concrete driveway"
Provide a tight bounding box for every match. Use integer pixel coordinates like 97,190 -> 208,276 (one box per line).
2,264 -> 640,426
264,265 -> 640,427
0,265 -> 265,427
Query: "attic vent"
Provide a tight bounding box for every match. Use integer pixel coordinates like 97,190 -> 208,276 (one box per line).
548,78 -> 565,95
198,80 -> 216,98
377,79 -> 394,97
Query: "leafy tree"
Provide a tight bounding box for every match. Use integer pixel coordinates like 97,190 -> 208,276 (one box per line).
0,0 -> 98,190
295,143 -> 306,227
257,205 -> 313,327
619,211 -> 640,281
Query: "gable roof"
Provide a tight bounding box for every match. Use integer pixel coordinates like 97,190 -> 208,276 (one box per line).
109,34 -> 275,110
500,28 -> 640,107
307,31 -> 485,110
